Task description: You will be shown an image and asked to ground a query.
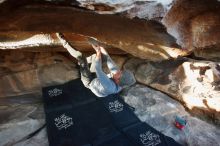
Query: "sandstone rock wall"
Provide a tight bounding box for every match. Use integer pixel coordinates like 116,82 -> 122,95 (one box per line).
162,0 -> 220,60
0,32 -> 126,54
0,4 -> 187,61
124,57 -> 220,124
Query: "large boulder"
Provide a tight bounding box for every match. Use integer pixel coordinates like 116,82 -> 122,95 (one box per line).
124,58 -> 220,124
162,0 -> 220,60
0,4 -> 187,61
0,51 -> 79,98
77,0 -> 173,21
0,103 -> 47,146
0,32 -> 126,55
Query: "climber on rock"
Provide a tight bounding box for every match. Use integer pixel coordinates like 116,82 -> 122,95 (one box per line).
56,33 -> 136,97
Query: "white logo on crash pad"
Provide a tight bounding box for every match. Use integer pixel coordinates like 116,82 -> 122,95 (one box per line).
108,100 -> 124,113
54,114 -> 73,130
139,131 -> 161,146
48,88 -> 63,97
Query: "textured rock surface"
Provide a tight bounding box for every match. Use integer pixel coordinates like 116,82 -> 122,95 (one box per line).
77,0 -> 173,20
0,5 -> 187,61
123,1 -> 168,21
0,104 -> 47,146
124,58 -> 220,124
1,0 -> 220,61
0,32 -> 126,55
122,84 -> 220,146
194,47 -> 220,61
0,51 -> 79,98
162,0 -> 220,60
0,0 -> 173,17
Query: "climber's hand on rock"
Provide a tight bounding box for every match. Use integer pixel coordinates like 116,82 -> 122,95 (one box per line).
96,49 -> 102,60
100,46 -> 108,55
56,33 -> 67,45
92,44 -> 101,53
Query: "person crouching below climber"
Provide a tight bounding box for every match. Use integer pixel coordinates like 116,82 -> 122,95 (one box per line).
56,33 -> 136,97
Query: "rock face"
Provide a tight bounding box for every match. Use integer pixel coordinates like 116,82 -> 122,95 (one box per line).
77,0 -> 173,20
124,58 -> 220,125
162,0 -> 220,60
0,3 -> 187,61
0,51 -> 79,98
124,2 -> 168,21
122,84 -> 220,146
1,0 -> 220,61
0,104 -> 47,146
0,32 -> 126,55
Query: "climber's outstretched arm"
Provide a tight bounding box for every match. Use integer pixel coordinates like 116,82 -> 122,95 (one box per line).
100,46 -> 119,74
56,33 -> 82,59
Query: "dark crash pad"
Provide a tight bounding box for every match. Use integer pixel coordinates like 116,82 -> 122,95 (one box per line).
42,78 -> 181,146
